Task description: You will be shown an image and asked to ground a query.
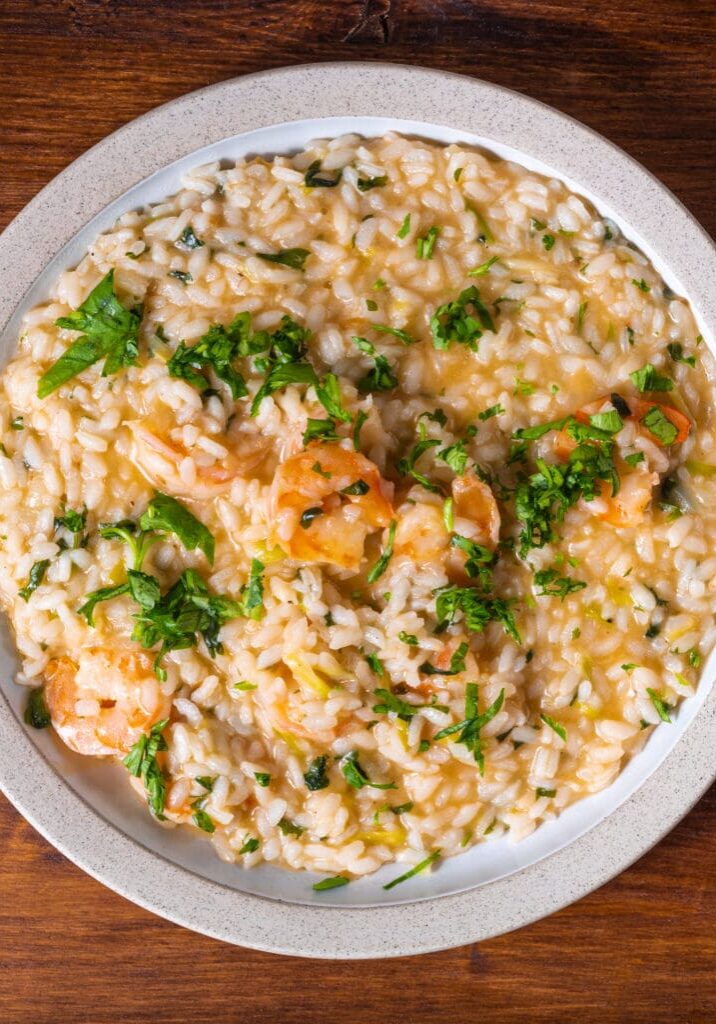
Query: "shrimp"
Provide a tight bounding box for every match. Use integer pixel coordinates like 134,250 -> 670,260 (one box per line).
44,648 -> 171,758
394,473 -> 500,579
593,468 -> 660,527
552,393 -> 689,527
270,442 -> 394,570
130,420 -> 268,499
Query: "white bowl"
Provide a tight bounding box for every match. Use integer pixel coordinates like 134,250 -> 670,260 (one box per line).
1,62 -> 715,958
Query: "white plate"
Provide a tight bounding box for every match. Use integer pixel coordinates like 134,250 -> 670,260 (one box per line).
1,63 -> 715,958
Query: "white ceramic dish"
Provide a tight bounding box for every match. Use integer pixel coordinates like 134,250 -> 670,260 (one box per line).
1,63 -> 715,958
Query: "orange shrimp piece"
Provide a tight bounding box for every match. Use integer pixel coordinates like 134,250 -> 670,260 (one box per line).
594,469 -> 660,527
394,473 -> 500,581
131,420 -> 268,499
554,394 -> 690,458
44,649 -> 170,758
270,442 -> 394,571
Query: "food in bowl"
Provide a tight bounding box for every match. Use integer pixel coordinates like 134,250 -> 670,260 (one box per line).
2,132 -> 713,891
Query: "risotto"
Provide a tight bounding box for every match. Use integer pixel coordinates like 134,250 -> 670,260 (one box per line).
2,132 -> 715,891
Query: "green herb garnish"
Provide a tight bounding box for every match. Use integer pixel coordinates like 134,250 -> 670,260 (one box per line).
256,248 -> 309,270
304,755 -> 329,791
18,559 -> 50,602
123,719 -> 169,818
383,850 -> 441,891
367,520 -> 397,584
38,271 -> 141,398
341,751 -> 396,790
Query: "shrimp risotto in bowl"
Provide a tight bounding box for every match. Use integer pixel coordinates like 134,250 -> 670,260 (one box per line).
3,125 -> 714,894
1,65 -> 716,953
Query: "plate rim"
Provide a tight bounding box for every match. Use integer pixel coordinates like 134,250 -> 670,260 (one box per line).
1,60 -> 716,958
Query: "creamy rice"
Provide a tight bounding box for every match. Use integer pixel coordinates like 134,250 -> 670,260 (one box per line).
2,131 -> 715,888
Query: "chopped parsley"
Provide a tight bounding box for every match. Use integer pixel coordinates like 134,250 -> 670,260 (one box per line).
383,850 -> 441,891
278,818 -> 306,836
256,248 -> 309,270
303,755 -> 329,791
192,809 -> 215,833
18,559 -> 50,602
468,256 -> 499,277
646,688 -> 672,722
542,234 -> 555,250
434,585 -> 521,644
450,536 -> 496,588
632,277 -> 650,292
38,270 -> 142,398
10,416 -> 23,430
398,631 -> 419,646
24,687 -> 51,729
341,751 -> 396,790
239,837 -> 260,854
313,875 -> 350,891
372,688 -> 447,720
304,161 -> 342,188
352,410 -> 368,450
168,270 -> 192,284
536,787 -> 556,798
478,404 -> 504,421
430,286 -> 495,351
357,175 -> 388,191
123,719 -> 168,818
629,364 -> 673,393
540,713 -> 566,741
434,683 -> 505,773
416,226 -> 440,260
366,520 -> 397,584
641,406 -> 678,445
303,418 -> 340,444
667,342 -> 695,367
396,213 -> 411,239
176,225 -> 204,250
365,652 -> 385,676
254,772 -> 271,787
533,567 -> 587,600
300,507 -> 324,529
419,641 -> 468,676
624,451 -> 645,467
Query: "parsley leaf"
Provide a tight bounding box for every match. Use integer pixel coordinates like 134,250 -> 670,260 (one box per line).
433,585 -> 521,644
303,418 -> 340,444
256,248 -> 310,270
139,492 -> 215,563
303,755 -> 329,791
667,342 -> 695,367
357,175 -> 388,191
39,271 -> 141,397
383,850 -> 441,890
24,687 -> 51,729
629,364 -> 673,393
341,751 -> 396,790
367,520 -> 397,584
313,875 -> 349,891
534,567 -> 587,600
18,559 -> 50,602
434,683 -> 504,773
478,404 -> 504,421
641,406 -> 678,445
416,226 -> 440,260
540,713 -> 566,740
304,161 -> 342,188
396,214 -> 411,239
176,226 -> 204,250
646,688 -> 672,723
419,641 -> 469,676
430,286 -> 495,351
450,536 -> 497,587
123,719 -> 169,818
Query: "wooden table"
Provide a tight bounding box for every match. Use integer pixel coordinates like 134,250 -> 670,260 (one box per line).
2,2 -> 716,1020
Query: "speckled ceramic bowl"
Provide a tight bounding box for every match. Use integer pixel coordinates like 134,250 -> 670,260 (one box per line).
1,63 -> 715,958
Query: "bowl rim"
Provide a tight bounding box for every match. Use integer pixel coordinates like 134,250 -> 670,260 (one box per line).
1,60 -> 716,959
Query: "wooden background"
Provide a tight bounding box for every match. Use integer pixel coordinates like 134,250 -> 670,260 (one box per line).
1,1 -> 716,1020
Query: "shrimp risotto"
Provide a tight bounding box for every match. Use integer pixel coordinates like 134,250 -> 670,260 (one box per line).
3,132 -> 715,890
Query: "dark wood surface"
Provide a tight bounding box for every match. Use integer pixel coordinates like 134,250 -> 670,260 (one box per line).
1,2 -> 716,1020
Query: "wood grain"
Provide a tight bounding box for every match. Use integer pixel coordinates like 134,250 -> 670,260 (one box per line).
1,1 -> 715,1020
